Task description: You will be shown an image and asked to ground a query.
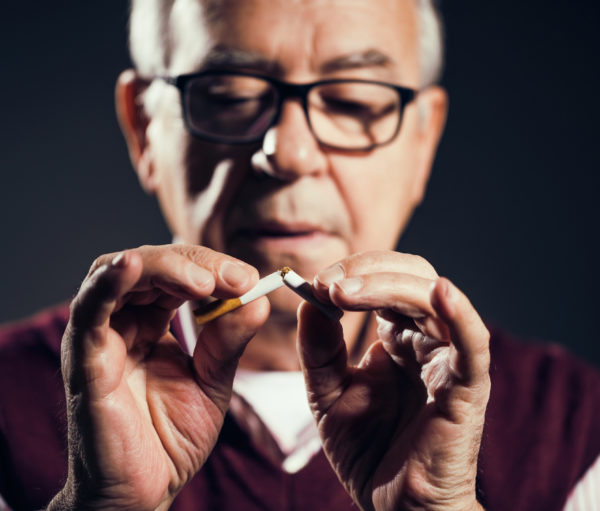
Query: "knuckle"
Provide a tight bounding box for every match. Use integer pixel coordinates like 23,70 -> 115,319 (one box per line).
133,244 -> 154,262
89,257 -> 103,274
172,244 -> 219,272
174,243 -> 210,259
154,250 -> 173,269
87,254 -> 109,277
353,249 -> 385,262
409,254 -> 438,278
137,244 -> 153,253
173,243 -> 200,259
337,251 -> 373,274
131,244 -> 154,263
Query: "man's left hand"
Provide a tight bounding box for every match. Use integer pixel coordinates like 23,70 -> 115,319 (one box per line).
297,250 -> 489,511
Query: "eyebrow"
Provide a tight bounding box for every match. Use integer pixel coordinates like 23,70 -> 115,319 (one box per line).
319,49 -> 394,74
201,46 -> 284,75
201,47 -> 394,76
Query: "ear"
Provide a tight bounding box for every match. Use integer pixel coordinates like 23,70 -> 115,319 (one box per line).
410,85 -> 448,205
115,69 -> 157,194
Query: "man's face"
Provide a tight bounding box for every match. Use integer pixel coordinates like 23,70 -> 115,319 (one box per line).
135,0 -> 444,315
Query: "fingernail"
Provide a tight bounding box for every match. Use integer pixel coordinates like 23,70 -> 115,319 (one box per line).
219,261 -> 251,288
337,277 -> 363,295
317,264 -> 345,286
111,252 -> 127,268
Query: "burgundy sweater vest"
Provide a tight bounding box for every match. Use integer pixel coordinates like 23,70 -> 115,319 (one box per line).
0,305 -> 598,511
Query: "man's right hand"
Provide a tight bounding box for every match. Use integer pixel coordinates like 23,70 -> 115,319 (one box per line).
48,245 -> 269,511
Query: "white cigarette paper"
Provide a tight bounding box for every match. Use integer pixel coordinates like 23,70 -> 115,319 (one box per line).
239,271 -> 285,303
281,268 -> 344,322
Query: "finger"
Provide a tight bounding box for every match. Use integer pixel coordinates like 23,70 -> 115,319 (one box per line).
121,289 -> 186,311
170,244 -> 260,297
122,289 -> 163,306
430,277 -> 490,387
92,247 -> 215,302
109,306 -> 176,351
297,301 -> 349,417
355,341 -> 424,403
192,296 -> 270,412
328,271 -> 435,318
64,251 -> 143,396
70,251 -> 142,338
377,317 -> 447,369
329,271 -> 451,343
93,244 -> 259,302
377,308 -> 451,344
313,250 -> 438,300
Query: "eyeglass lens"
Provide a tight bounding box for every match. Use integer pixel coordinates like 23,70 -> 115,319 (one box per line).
183,74 -> 402,149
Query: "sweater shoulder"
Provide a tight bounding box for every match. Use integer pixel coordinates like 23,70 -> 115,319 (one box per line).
488,327 -> 600,418
0,304 -> 69,359
0,304 -> 69,407
479,327 -> 600,511
0,305 -> 70,508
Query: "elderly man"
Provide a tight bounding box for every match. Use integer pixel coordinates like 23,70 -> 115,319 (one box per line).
0,1 -> 598,510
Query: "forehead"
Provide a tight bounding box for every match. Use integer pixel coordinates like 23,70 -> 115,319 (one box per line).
169,0 -> 420,84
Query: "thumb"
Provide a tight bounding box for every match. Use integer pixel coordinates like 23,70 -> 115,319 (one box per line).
192,297 -> 270,411
297,301 -> 349,418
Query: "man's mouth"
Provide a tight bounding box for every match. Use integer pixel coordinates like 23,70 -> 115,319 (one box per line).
232,221 -> 331,249
240,227 -> 316,238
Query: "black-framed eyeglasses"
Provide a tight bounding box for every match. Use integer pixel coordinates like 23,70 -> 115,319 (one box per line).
160,70 -> 417,151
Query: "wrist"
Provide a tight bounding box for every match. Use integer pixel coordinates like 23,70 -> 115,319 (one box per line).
451,495 -> 485,511
456,497 -> 485,511
46,477 -> 109,511
46,486 -> 79,511
370,494 -> 484,511
46,483 -> 175,511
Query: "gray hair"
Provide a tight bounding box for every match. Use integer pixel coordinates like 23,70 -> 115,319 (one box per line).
415,0 -> 444,86
129,0 -> 444,88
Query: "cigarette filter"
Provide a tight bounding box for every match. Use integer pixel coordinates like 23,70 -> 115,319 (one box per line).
194,270 -> 284,325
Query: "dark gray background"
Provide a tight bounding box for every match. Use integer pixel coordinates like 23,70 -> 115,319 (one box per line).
1,2 -> 599,366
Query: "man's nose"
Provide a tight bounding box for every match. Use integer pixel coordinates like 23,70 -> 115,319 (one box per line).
251,99 -> 328,180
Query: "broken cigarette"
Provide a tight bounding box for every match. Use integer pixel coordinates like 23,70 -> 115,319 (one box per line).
280,267 -> 344,322
193,267 -> 343,325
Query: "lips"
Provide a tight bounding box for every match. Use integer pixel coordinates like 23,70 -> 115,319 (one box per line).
234,221 -> 326,240
225,219 -> 336,255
